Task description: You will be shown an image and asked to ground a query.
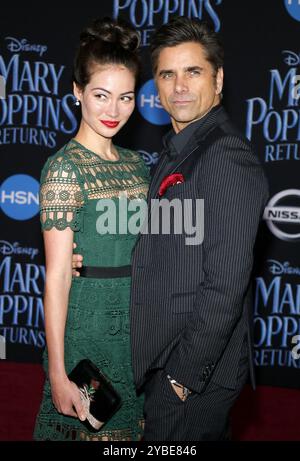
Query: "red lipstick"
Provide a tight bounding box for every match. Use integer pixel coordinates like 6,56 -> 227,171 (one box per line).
100,120 -> 120,128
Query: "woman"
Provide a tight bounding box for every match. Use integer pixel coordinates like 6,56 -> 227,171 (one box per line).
34,17 -> 149,441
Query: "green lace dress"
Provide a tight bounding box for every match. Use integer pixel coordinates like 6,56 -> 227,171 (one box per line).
34,139 -> 149,441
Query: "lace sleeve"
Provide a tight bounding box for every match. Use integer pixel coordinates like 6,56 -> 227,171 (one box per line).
39,154 -> 85,231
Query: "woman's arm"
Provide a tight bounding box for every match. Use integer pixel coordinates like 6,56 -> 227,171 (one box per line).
43,227 -> 85,421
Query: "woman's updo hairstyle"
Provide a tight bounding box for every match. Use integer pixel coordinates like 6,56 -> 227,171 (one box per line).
73,17 -> 141,88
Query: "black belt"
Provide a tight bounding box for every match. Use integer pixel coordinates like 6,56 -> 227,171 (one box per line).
79,265 -> 131,278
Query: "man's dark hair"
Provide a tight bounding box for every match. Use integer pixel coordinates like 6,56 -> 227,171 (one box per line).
150,17 -> 224,74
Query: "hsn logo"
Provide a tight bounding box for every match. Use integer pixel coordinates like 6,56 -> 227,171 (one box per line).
284,0 -> 300,21
137,79 -> 171,125
0,174 -> 39,220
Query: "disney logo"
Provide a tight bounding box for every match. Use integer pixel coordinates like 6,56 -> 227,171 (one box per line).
267,259 -> 300,276
0,241 -> 39,260
282,50 -> 300,66
138,150 -> 159,166
5,37 -> 47,57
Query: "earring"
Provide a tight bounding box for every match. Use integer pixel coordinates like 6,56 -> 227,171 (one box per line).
75,99 -> 80,106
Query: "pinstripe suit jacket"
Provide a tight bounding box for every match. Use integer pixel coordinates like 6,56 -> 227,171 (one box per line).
130,105 -> 269,394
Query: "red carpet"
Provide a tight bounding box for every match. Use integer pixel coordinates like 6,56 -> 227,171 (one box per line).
0,361 -> 299,441
232,384 -> 300,440
0,362 -> 45,441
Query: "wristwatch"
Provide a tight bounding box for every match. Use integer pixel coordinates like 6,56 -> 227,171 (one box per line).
167,375 -> 191,400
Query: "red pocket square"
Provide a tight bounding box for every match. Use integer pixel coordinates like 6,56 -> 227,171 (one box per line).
158,173 -> 185,197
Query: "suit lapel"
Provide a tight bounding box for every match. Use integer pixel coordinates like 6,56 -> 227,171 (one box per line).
150,144 -> 199,199
150,106 -> 229,199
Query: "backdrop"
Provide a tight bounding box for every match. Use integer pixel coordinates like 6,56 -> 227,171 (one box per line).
1,0 -> 300,389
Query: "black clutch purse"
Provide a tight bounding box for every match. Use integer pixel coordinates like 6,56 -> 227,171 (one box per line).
68,359 -> 122,432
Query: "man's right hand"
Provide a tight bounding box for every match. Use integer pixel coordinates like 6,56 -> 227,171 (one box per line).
72,242 -> 83,277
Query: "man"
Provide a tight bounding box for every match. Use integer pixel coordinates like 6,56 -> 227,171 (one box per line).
73,17 -> 269,440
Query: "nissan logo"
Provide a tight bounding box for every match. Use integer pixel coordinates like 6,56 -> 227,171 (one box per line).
263,189 -> 300,242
